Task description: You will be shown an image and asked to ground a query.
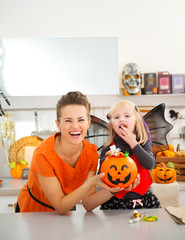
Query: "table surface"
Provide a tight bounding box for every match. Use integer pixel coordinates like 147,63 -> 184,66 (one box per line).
0,208 -> 184,240
0,177 -> 27,196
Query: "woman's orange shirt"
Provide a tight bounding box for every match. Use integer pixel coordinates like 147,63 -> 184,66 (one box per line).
17,134 -> 98,212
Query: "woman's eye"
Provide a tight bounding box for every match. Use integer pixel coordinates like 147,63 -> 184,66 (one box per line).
65,119 -> 71,122
79,119 -> 85,122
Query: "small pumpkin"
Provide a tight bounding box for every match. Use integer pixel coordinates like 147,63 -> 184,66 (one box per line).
163,150 -> 176,157
151,162 -> 176,183
168,144 -> 175,152
9,161 -> 28,179
155,144 -> 175,157
101,149 -> 137,188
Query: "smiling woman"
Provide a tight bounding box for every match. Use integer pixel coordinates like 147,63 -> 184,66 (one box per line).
0,38 -> 118,96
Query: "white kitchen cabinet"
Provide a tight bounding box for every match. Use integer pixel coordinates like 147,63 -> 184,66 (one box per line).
179,182 -> 185,207
0,178 -> 27,213
0,195 -> 18,213
179,191 -> 185,207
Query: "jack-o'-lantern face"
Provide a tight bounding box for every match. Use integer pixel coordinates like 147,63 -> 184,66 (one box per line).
101,154 -> 137,188
151,162 -> 176,184
156,167 -> 176,183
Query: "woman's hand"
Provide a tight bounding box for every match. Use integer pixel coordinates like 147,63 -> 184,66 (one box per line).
90,172 -> 140,193
89,173 -> 124,193
124,173 -> 140,191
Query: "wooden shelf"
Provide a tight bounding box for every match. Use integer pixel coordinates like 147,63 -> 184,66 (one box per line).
156,157 -> 185,164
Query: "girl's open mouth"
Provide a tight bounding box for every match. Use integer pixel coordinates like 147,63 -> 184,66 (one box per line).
119,124 -> 127,128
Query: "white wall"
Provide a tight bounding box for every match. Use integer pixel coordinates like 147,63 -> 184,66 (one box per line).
0,37 -> 119,96
1,0 -> 185,81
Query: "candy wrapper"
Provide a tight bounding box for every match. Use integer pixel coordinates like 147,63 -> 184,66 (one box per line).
129,210 -> 158,224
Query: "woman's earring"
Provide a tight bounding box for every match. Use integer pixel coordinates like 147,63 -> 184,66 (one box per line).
58,131 -> 62,141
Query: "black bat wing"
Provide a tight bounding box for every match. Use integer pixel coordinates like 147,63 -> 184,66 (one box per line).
143,103 -> 173,156
85,115 -> 109,154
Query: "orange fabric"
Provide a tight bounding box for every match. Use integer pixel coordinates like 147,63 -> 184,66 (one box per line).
17,134 -> 98,212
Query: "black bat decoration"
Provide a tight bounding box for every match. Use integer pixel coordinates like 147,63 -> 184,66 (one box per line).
143,103 -> 173,156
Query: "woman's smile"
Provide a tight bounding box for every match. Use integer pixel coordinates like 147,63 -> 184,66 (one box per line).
69,131 -> 82,137
56,104 -> 91,144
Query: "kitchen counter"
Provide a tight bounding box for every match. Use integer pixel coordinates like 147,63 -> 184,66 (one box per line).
0,177 -> 27,196
0,208 -> 184,240
1,177 -> 185,195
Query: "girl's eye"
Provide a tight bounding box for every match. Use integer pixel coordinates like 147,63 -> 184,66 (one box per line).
79,119 -> 85,122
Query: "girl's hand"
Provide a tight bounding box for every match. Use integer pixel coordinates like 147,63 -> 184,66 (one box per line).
124,173 -> 140,191
119,126 -> 138,149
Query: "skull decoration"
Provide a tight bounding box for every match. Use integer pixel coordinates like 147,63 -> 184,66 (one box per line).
122,63 -> 142,95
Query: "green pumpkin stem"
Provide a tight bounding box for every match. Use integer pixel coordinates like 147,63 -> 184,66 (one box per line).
123,151 -> 129,157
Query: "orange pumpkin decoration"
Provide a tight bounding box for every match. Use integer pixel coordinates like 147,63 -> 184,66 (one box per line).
101,150 -> 137,188
155,144 -> 175,157
151,162 -> 176,183
9,161 -> 28,179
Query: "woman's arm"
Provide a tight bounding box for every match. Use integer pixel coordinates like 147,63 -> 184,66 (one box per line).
82,172 -> 140,211
37,171 -> 123,215
82,171 -> 115,211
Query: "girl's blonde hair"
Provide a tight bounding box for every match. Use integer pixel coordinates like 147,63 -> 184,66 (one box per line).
105,100 -> 148,147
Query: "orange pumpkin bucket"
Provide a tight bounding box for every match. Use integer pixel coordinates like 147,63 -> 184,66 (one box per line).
101,146 -> 138,188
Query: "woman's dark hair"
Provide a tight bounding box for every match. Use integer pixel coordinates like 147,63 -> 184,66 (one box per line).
56,91 -> 91,121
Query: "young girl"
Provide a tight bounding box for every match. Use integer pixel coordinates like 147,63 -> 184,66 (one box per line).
99,100 -> 161,209
16,92 -> 139,214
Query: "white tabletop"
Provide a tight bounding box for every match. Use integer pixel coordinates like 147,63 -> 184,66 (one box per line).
0,208 -> 184,240
0,177 -> 27,196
